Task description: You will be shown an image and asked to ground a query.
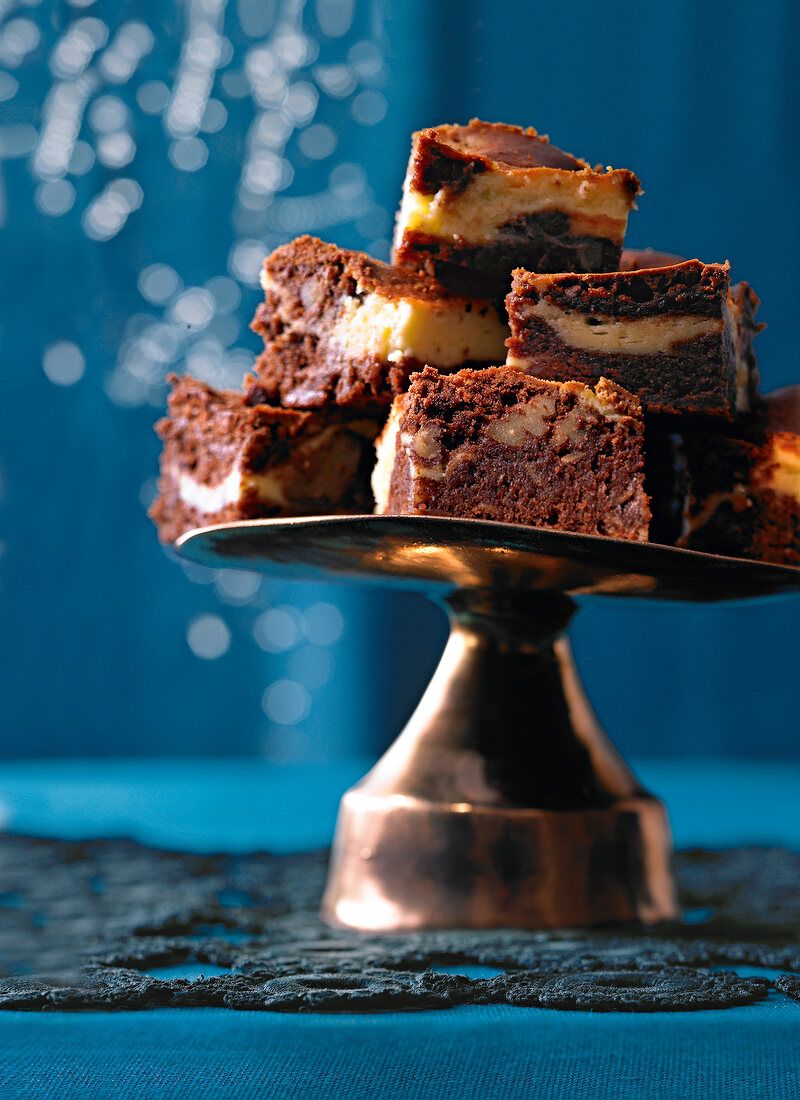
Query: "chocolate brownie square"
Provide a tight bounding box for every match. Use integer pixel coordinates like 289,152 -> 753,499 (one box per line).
150,375 -> 379,543
373,365 -> 650,540
651,387 -> 800,566
505,260 -> 762,416
250,236 -> 508,408
392,119 -> 641,300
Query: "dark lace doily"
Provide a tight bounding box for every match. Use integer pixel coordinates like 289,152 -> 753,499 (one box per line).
1,836 -> 799,1013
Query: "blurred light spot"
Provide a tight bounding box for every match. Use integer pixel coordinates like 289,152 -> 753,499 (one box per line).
138,263 -> 182,305
96,131 -> 136,168
274,28 -> 316,66
298,122 -> 335,160
98,20 -> 154,83
112,177 -> 143,208
329,161 -> 365,199
244,150 -> 283,194
228,238 -> 265,285
0,73 -> 19,102
187,613 -> 231,660
180,561 -> 217,585
166,21 -> 223,139
245,49 -> 287,108
217,36 -> 234,67
262,680 -> 310,725
0,19 -> 41,68
313,62 -> 355,99
347,40 -> 383,80
316,0 -> 354,38
237,0 -> 275,37
34,77 -> 94,179
104,372 -> 149,408
68,140 -> 95,175
35,178 -> 76,216
215,569 -> 260,604
82,178 -> 142,240
253,110 -> 293,147
220,347 -> 253,386
275,196 -> 313,232
303,601 -> 344,646
205,275 -> 241,314
136,320 -> 184,363
351,89 -> 386,126
169,136 -> 209,172
185,339 -> 223,382
201,98 -> 227,133
287,644 -> 331,690
356,205 -> 390,239
254,605 -> 302,652
42,341 -> 85,386
171,287 -> 215,331
136,79 -> 170,114
139,477 -> 158,510
89,94 -> 130,134
220,69 -> 249,98
284,81 -> 317,125
0,124 -> 36,157
67,0 -> 99,7
208,313 -> 240,347
49,18 -> 107,78
367,238 -> 391,261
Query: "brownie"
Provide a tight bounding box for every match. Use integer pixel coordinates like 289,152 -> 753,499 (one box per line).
150,375 -> 379,543
647,387 -> 800,566
373,366 -> 650,540
249,235 -> 508,408
506,260 -> 762,416
392,119 -> 641,301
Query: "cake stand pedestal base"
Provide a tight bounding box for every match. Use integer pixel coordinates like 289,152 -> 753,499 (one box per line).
321,588 -> 676,931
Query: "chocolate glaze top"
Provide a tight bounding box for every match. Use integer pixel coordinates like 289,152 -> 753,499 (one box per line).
408,119 -> 641,197
435,120 -> 584,170
510,260 -> 731,320
261,235 -> 497,311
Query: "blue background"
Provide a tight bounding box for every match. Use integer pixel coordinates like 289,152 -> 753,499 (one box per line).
1,0 -> 798,761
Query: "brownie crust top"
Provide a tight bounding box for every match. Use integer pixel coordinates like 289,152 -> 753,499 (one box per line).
510,260 -> 731,320
407,119 -> 641,197
400,365 -> 642,443
260,234 -> 491,310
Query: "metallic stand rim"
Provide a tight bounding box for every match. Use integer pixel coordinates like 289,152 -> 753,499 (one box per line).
177,514 -> 800,603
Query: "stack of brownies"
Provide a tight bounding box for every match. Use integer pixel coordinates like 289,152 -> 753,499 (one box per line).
151,120 -> 800,566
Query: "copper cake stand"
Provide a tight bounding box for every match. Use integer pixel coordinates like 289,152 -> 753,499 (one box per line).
177,516 -> 800,932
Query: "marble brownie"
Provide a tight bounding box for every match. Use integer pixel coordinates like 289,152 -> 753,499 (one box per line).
392,119 -> 641,300
150,375 -> 379,543
649,387 -> 800,566
250,235 -> 508,408
372,366 -> 650,540
505,260 -> 763,416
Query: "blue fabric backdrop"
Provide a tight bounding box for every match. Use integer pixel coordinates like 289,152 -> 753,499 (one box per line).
1,0 -> 798,760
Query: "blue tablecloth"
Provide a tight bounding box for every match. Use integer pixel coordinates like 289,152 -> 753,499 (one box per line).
1,759 -> 799,1100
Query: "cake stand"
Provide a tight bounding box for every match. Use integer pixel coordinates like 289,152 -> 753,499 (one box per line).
177,517 -> 800,932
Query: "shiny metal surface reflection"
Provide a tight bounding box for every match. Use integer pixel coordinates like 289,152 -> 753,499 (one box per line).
178,517 -> 800,930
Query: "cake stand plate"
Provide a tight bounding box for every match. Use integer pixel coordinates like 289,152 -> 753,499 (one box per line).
177,517 -> 800,931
